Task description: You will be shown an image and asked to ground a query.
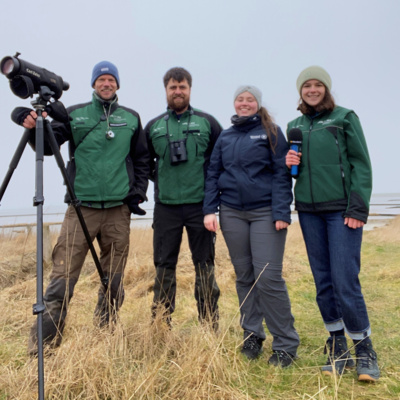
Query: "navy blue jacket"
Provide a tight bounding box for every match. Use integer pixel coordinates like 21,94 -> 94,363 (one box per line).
203,114 -> 292,223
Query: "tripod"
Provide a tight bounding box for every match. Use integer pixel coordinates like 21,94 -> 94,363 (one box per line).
0,87 -> 108,400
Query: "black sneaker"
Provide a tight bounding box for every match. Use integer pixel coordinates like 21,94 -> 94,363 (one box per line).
241,333 -> 263,360
355,337 -> 380,382
268,350 -> 295,368
321,336 -> 355,375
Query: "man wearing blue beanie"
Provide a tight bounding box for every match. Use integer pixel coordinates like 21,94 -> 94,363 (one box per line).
91,61 -> 120,89
23,61 -> 150,354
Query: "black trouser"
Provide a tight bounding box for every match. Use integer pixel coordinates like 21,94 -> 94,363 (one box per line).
152,202 -> 220,323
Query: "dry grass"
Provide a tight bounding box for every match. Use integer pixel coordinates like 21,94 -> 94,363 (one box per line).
0,218 -> 399,399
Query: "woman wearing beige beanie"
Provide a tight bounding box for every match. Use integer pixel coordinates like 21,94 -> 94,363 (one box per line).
286,66 -> 380,382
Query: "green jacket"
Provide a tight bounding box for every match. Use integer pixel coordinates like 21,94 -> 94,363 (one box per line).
146,106 -> 222,204
287,106 -> 372,222
32,94 -> 149,207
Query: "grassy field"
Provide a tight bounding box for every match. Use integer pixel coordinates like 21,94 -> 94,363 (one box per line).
0,217 -> 399,399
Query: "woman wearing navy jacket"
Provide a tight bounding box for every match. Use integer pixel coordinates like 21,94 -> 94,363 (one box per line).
203,85 -> 299,367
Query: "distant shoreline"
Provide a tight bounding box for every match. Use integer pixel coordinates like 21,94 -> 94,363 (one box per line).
0,193 -> 399,233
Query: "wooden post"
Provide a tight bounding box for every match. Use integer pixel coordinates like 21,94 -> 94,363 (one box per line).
43,223 -> 53,268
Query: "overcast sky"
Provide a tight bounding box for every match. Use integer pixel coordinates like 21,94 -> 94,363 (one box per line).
0,0 -> 399,211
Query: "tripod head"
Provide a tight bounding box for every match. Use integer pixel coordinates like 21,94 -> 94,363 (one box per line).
31,87 -> 71,124
10,86 -> 70,127
31,86 -> 55,110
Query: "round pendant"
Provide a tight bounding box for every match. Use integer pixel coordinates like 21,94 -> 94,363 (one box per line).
106,130 -> 115,140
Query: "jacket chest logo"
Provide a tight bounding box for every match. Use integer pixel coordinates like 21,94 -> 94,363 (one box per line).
249,134 -> 267,140
317,118 -> 335,125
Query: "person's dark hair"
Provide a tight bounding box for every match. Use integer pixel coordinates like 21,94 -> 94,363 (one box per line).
163,67 -> 192,88
258,106 -> 278,153
297,87 -> 335,115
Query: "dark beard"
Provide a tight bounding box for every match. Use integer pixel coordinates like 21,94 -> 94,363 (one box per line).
167,97 -> 189,113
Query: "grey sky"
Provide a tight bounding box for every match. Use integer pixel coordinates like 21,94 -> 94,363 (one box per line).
0,0 -> 399,210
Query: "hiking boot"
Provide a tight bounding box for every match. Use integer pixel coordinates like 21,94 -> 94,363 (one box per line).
27,315 -> 64,357
268,350 -> 295,368
355,337 -> 380,382
200,318 -> 219,333
151,304 -> 172,330
241,333 -> 263,360
198,308 -> 219,333
321,336 -> 355,375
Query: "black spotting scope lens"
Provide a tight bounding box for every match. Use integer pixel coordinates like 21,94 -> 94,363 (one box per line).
1,57 -> 17,76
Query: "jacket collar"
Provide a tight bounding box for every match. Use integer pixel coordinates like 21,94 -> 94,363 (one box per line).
92,92 -> 119,114
167,104 -> 193,119
231,113 -> 261,132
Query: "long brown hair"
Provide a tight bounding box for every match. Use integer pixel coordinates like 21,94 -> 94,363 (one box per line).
258,106 -> 278,153
297,87 -> 335,115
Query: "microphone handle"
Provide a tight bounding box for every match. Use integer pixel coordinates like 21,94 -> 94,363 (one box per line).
290,144 -> 299,177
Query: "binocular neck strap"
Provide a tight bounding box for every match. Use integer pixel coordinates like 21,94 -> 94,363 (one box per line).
165,112 -> 192,143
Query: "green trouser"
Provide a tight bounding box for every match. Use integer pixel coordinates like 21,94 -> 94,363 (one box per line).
28,205 -> 130,353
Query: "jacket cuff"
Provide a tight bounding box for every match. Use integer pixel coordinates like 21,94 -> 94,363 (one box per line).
272,212 -> 291,224
344,191 -> 369,223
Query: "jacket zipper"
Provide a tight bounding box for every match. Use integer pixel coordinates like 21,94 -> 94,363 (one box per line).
334,135 -> 347,198
232,134 -> 244,208
307,120 -> 316,209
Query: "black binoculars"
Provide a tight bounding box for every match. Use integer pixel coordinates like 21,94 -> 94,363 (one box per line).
169,138 -> 188,165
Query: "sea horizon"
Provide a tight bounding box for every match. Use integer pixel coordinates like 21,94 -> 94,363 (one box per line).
0,192 -> 399,233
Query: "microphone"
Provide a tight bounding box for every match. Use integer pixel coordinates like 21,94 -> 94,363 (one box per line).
287,128 -> 303,178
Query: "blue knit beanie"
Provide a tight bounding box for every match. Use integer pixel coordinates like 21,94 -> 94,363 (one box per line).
91,61 -> 120,88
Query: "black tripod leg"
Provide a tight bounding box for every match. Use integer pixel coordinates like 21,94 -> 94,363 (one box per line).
0,125 -> 46,399
0,128 -> 31,203
43,119 -> 109,289
33,110 -> 46,400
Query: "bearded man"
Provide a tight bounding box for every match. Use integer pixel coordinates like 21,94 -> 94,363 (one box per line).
145,67 -> 221,329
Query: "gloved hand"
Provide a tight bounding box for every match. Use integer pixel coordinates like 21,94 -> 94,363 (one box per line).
11,107 -> 32,126
11,101 -> 70,127
45,100 -> 70,123
126,195 -> 146,215
129,203 -> 146,216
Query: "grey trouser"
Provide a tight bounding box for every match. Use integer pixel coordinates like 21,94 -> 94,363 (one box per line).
28,205 -> 130,352
220,205 -> 299,355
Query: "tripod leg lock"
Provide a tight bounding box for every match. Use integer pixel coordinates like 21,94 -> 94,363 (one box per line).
33,303 -> 46,315
33,196 -> 45,206
70,199 -> 82,208
101,276 -> 109,290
